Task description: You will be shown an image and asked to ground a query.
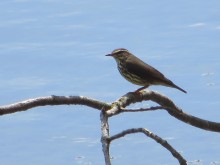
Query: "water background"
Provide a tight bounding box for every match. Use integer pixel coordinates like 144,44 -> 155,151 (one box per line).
0,1 -> 220,164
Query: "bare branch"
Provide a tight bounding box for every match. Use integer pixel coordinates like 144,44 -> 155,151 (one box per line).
110,128 -> 187,165
1,90 -> 219,164
107,90 -> 220,132
0,95 -> 111,115
100,111 -> 111,165
2,90 -> 219,132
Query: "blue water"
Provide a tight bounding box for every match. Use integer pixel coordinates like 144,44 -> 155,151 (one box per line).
0,0 -> 220,164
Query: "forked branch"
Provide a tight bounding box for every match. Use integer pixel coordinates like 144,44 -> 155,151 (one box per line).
1,90 -> 220,164
110,128 -> 187,165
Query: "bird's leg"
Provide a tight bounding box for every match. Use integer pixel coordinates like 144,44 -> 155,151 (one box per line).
134,86 -> 149,93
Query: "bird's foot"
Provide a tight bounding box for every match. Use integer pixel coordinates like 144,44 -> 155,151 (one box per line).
134,86 -> 149,93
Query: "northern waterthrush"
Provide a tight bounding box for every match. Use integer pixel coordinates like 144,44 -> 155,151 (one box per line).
106,48 -> 187,93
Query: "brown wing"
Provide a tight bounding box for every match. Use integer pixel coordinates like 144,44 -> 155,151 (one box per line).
125,55 -> 170,84
125,54 -> 187,93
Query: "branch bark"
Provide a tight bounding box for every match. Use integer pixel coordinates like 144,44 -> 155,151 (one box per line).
110,128 -> 187,165
1,91 -> 220,132
100,110 -> 111,165
121,106 -> 164,112
106,90 -> 220,132
0,95 -> 110,115
1,90 -> 220,164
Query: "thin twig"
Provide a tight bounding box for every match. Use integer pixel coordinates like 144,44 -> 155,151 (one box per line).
121,106 -> 164,112
110,128 -> 187,165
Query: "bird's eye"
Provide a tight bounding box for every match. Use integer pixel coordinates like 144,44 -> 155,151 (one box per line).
115,52 -> 121,55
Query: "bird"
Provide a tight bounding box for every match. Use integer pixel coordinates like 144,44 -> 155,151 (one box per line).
106,48 -> 187,93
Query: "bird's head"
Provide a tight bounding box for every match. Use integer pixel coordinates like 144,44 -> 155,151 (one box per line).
106,48 -> 130,63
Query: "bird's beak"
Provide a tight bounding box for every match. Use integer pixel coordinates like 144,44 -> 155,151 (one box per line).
105,53 -> 113,56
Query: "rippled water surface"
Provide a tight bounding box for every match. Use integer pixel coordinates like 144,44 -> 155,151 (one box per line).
0,1 -> 220,164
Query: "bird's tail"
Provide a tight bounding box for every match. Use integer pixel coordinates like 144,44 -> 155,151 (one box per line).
172,84 -> 187,93
164,79 -> 187,93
